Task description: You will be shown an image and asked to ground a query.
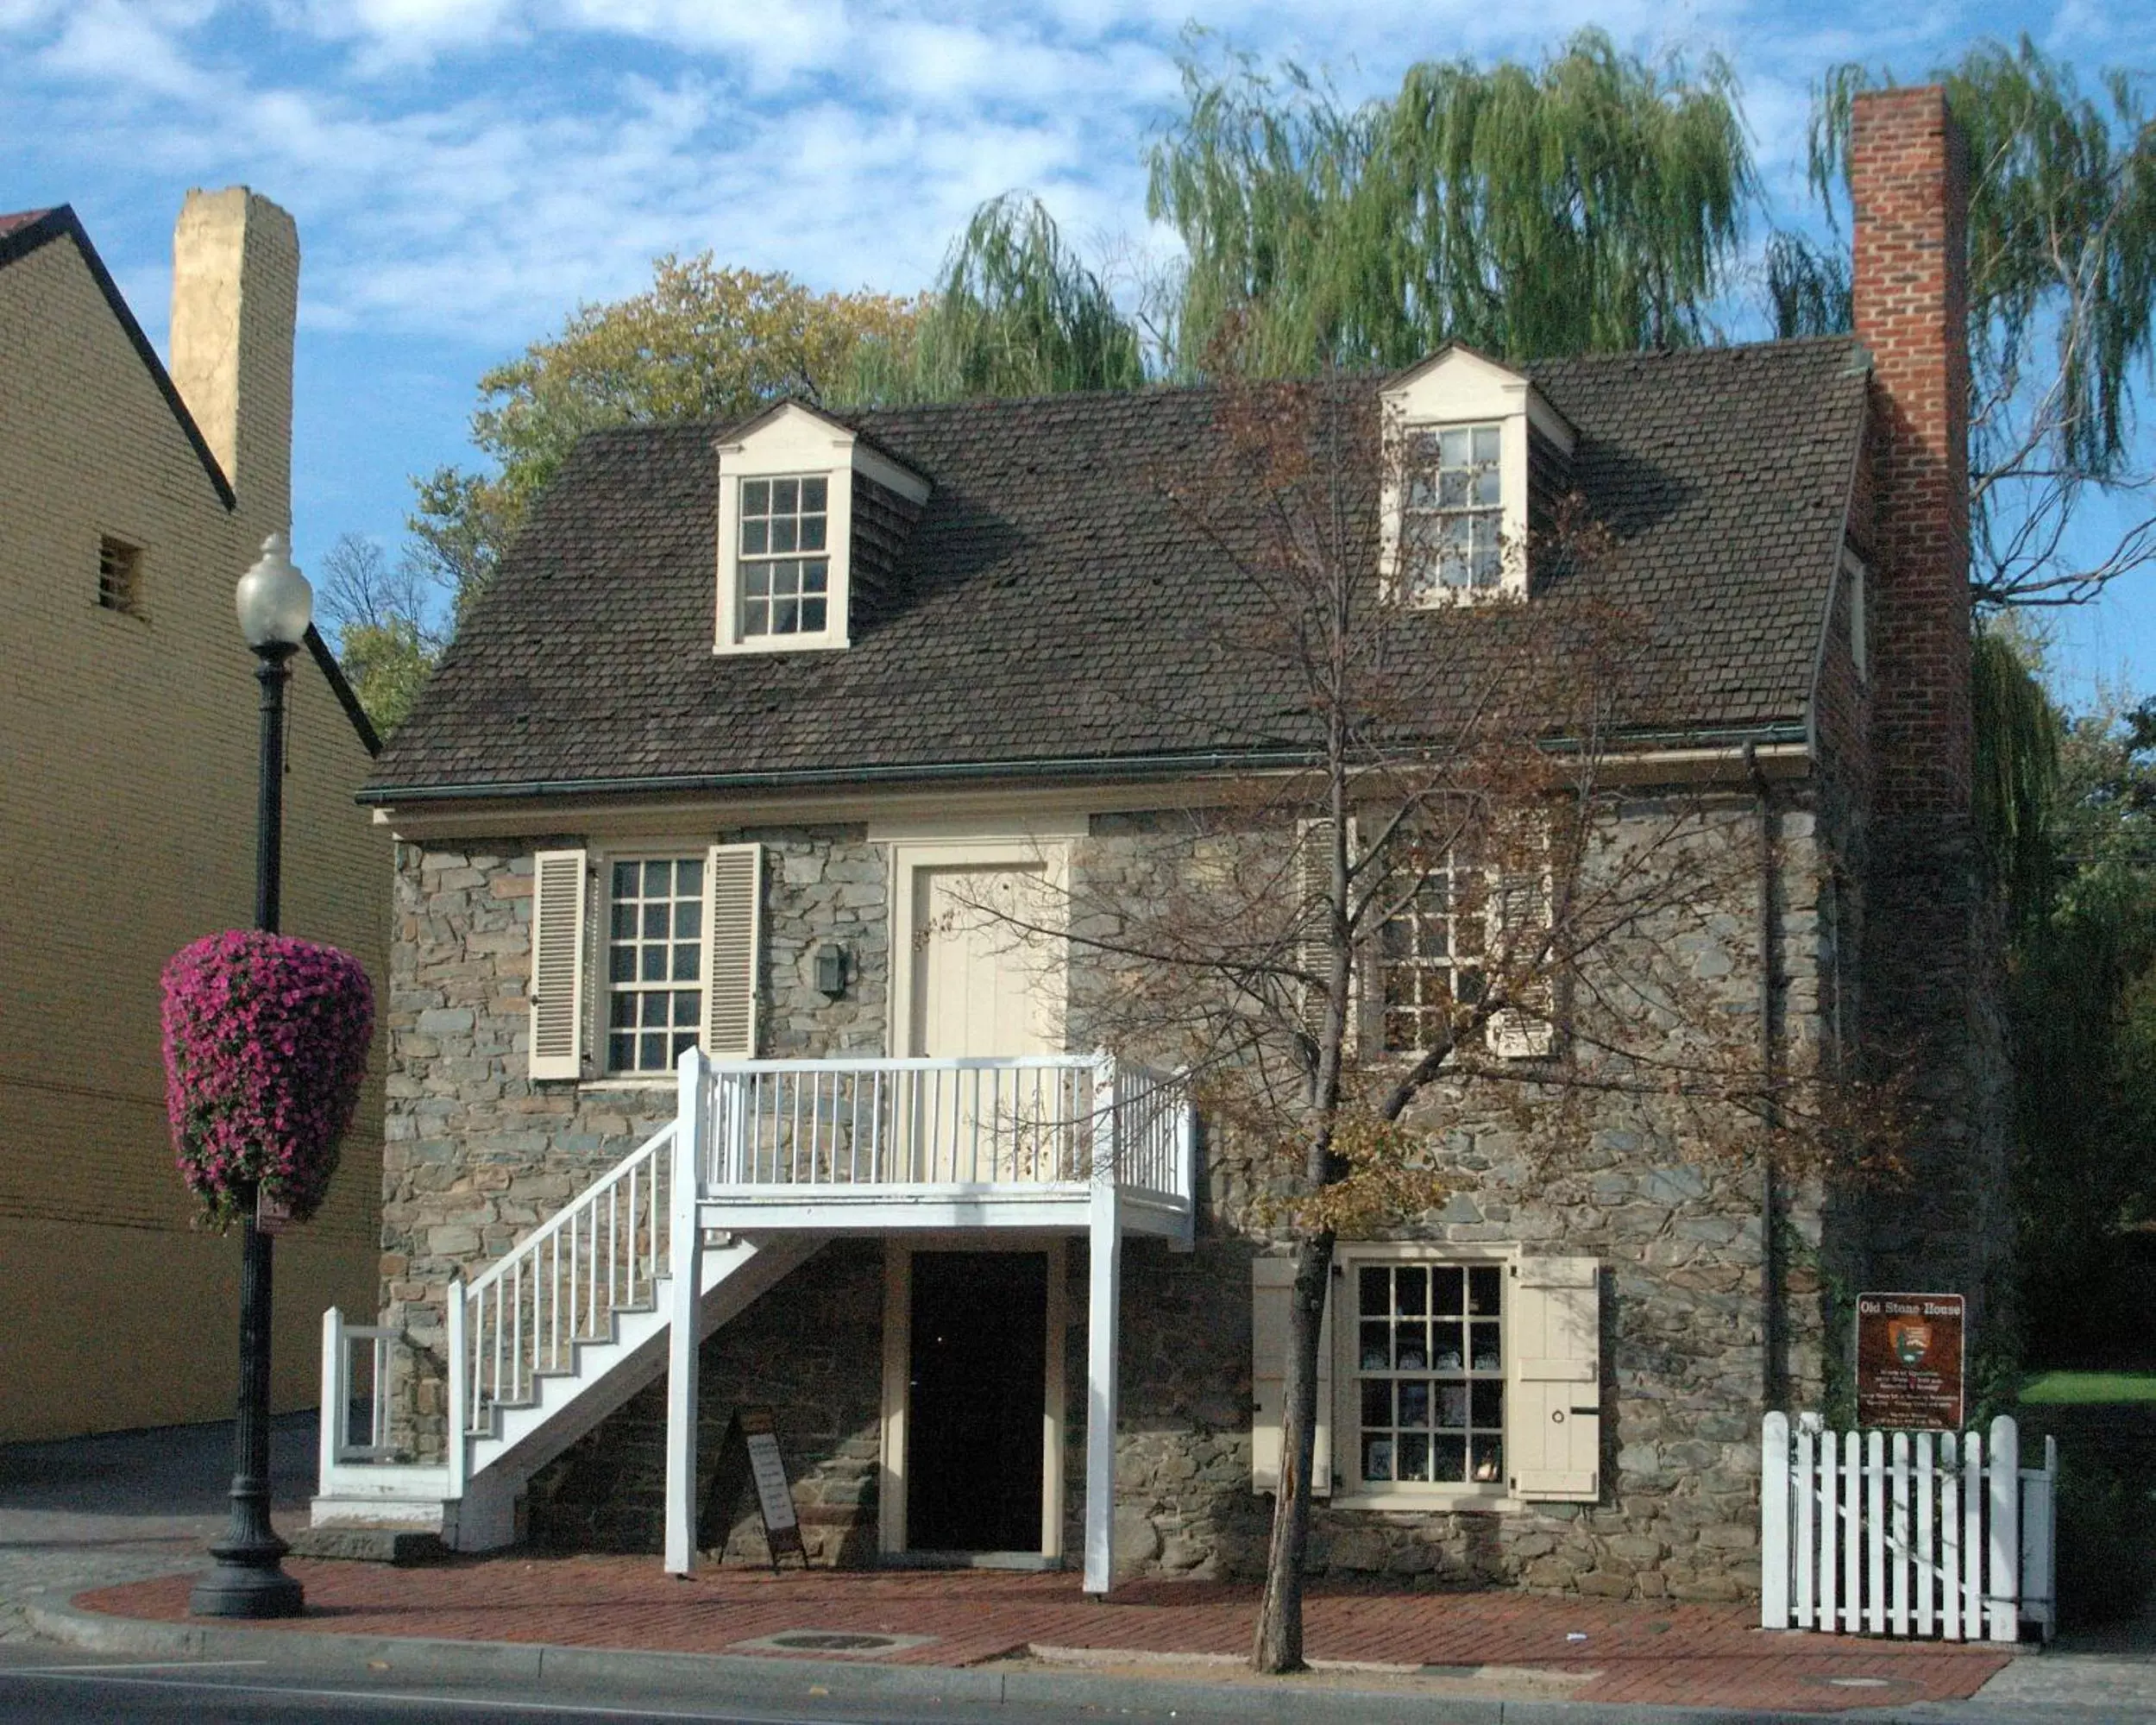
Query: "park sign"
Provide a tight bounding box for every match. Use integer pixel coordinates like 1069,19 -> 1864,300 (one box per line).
1855,1292 -> 1966,1431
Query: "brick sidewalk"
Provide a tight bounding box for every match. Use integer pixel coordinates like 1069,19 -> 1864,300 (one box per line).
79,1558 -> 2012,1715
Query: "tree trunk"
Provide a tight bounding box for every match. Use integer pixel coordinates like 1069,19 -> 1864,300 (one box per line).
1253,1230 -> 1335,1672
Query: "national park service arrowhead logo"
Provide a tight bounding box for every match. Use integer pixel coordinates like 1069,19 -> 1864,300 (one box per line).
1890,1319 -> 1932,1368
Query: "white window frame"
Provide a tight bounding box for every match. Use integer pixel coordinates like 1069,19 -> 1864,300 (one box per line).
595,848 -> 716,1081
1329,1242 -> 1518,1509
714,401 -> 929,656
1379,346 -> 1575,608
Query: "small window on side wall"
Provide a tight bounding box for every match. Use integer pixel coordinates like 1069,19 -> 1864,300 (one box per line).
98,535 -> 144,617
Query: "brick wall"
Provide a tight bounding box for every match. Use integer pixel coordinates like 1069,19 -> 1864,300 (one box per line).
0,210 -> 387,1439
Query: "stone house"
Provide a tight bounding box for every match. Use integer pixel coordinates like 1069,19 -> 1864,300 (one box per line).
0,192 -> 387,1439
324,88 -> 2003,1602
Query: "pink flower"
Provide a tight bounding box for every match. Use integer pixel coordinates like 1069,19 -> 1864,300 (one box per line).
161,930 -> 374,1228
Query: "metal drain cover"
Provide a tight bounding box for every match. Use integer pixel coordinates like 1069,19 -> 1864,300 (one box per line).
733,1629 -> 937,1658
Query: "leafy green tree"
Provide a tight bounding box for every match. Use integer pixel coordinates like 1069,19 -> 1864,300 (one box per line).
1146,30 -> 1757,375
1792,38 -> 2156,607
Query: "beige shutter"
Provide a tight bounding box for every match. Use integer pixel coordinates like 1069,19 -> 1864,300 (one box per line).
1507,1256 -> 1600,1501
1296,817 -> 1359,1058
1486,816 -> 1556,1058
701,843 -> 763,1059
529,848 -> 589,1080
1250,1256 -> 1333,1497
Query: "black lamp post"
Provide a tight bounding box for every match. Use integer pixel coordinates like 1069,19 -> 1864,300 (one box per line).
191,532 -> 311,1619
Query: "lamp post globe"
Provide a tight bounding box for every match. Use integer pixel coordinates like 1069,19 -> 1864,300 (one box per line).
191,533 -> 312,1620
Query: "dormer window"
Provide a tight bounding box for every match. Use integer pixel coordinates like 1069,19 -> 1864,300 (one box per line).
739,475 -> 830,637
714,400 -> 929,655
1381,346 -> 1575,607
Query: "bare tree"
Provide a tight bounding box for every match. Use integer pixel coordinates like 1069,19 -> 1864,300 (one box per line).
964,374 -> 1890,1671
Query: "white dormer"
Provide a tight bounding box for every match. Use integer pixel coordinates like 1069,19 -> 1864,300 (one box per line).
713,400 -> 930,654
1380,346 -> 1575,604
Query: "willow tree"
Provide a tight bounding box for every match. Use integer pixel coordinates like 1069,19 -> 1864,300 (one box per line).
1146,30 -> 1757,375
1789,38 -> 2156,608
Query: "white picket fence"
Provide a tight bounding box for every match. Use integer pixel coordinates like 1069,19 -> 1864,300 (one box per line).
1761,1412 -> 2055,1643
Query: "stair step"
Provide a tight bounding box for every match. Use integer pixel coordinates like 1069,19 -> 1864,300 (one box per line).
288,1525 -> 450,1565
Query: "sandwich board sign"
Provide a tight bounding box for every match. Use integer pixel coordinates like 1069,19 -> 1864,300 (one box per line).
703,1406 -> 808,1571
1855,1292 -> 1966,1430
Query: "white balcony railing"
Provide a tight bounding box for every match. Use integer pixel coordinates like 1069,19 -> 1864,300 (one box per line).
701,1053 -> 1192,1206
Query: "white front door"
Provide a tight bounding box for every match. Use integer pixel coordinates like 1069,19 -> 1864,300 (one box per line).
909,864 -> 1057,1060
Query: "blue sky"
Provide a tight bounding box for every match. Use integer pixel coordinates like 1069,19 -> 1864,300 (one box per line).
3,0 -> 2149,703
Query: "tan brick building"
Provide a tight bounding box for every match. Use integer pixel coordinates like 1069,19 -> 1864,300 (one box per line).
0,191 -> 388,1440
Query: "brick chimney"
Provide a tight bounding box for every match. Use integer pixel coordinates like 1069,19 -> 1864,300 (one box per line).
1851,86 -> 1972,822
168,187 -> 299,533
1850,89 -> 2008,1309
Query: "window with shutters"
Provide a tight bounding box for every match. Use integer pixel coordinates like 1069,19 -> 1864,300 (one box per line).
1253,1247 -> 1600,1507
525,842 -> 763,1082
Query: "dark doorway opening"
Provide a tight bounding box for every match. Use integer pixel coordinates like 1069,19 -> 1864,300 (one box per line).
906,1250 -> 1047,1553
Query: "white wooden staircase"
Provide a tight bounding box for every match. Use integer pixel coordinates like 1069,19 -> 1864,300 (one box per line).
315,1050 -> 1197,1579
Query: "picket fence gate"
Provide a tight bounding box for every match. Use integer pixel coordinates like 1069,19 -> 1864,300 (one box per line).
1760,1412 -> 2055,1644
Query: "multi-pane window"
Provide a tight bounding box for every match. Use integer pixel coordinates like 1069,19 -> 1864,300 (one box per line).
739,475 -> 829,637
98,535 -> 143,616
606,858 -> 704,1074
1377,837 -> 1484,1054
1355,1262 -> 1504,1488
1404,424 -> 1503,595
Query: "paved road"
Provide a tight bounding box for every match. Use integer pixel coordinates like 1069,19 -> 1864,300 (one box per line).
0,1412 -> 315,1644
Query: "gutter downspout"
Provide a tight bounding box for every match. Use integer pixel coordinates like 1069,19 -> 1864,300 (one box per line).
1746,740 -> 1787,1412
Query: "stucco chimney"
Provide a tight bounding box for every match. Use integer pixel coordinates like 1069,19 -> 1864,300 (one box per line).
1850,86 -> 1972,822
169,187 -> 299,532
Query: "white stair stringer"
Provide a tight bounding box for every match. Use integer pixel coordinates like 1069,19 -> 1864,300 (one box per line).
312,1232 -> 825,1551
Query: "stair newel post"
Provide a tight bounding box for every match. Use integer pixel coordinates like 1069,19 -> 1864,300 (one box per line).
319,1308 -> 344,1489
664,1048 -> 708,1577
446,1277 -> 469,1507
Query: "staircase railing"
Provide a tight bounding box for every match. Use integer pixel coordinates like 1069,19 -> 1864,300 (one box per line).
449,1117 -> 677,1480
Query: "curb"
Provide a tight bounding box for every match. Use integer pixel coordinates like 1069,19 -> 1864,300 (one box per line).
24,1593 -> 2041,1725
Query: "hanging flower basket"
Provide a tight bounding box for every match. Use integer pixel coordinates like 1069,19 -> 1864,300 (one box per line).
161,929 -> 374,1228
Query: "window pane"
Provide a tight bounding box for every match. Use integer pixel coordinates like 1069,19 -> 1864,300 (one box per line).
609,946 -> 633,984
771,517 -> 798,552
800,515 -> 827,551
743,602 -> 769,636
1471,1380 -> 1504,1427
1360,1267 -> 1387,1316
1468,1267 -> 1501,1316
670,1030 -> 696,1062
641,992 -> 669,1026
1474,466 -> 1501,507
1436,1382 -> 1468,1428
673,946 -> 700,981
1359,1321 -> 1390,1370
1472,425 -> 1500,463
1470,1321 -> 1501,1372
609,992 -> 637,1028
644,860 -> 670,896
741,519 -> 768,554
1398,1431 -> 1430,1482
802,475 -> 827,512
1471,1434 -> 1503,1484
770,559 -> 799,596
613,862 -> 638,897
674,990 -> 701,1027
675,901 -> 702,939
801,597 -> 827,632
1398,1381 -> 1430,1426
1394,1267 -> 1427,1315
1431,1265 -> 1463,1315
677,859 -> 702,896
741,479 -> 769,515
610,903 -> 637,939
774,599 -> 799,633
1394,1325 -> 1428,1371
641,945 -> 666,982
1438,468 -> 1469,507
802,561 -> 828,592
643,903 -> 669,938
1361,1380 -> 1392,1426
1439,426 -> 1469,465
1430,1320 -> 1463,1370
1431,1434 -> 1467,1483
772,478 -> 798,513
608,1034 -> 635,1070
640,1032 -> 665,1070
744,565 -> 770,598
1362,1435 -> 1393,1483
